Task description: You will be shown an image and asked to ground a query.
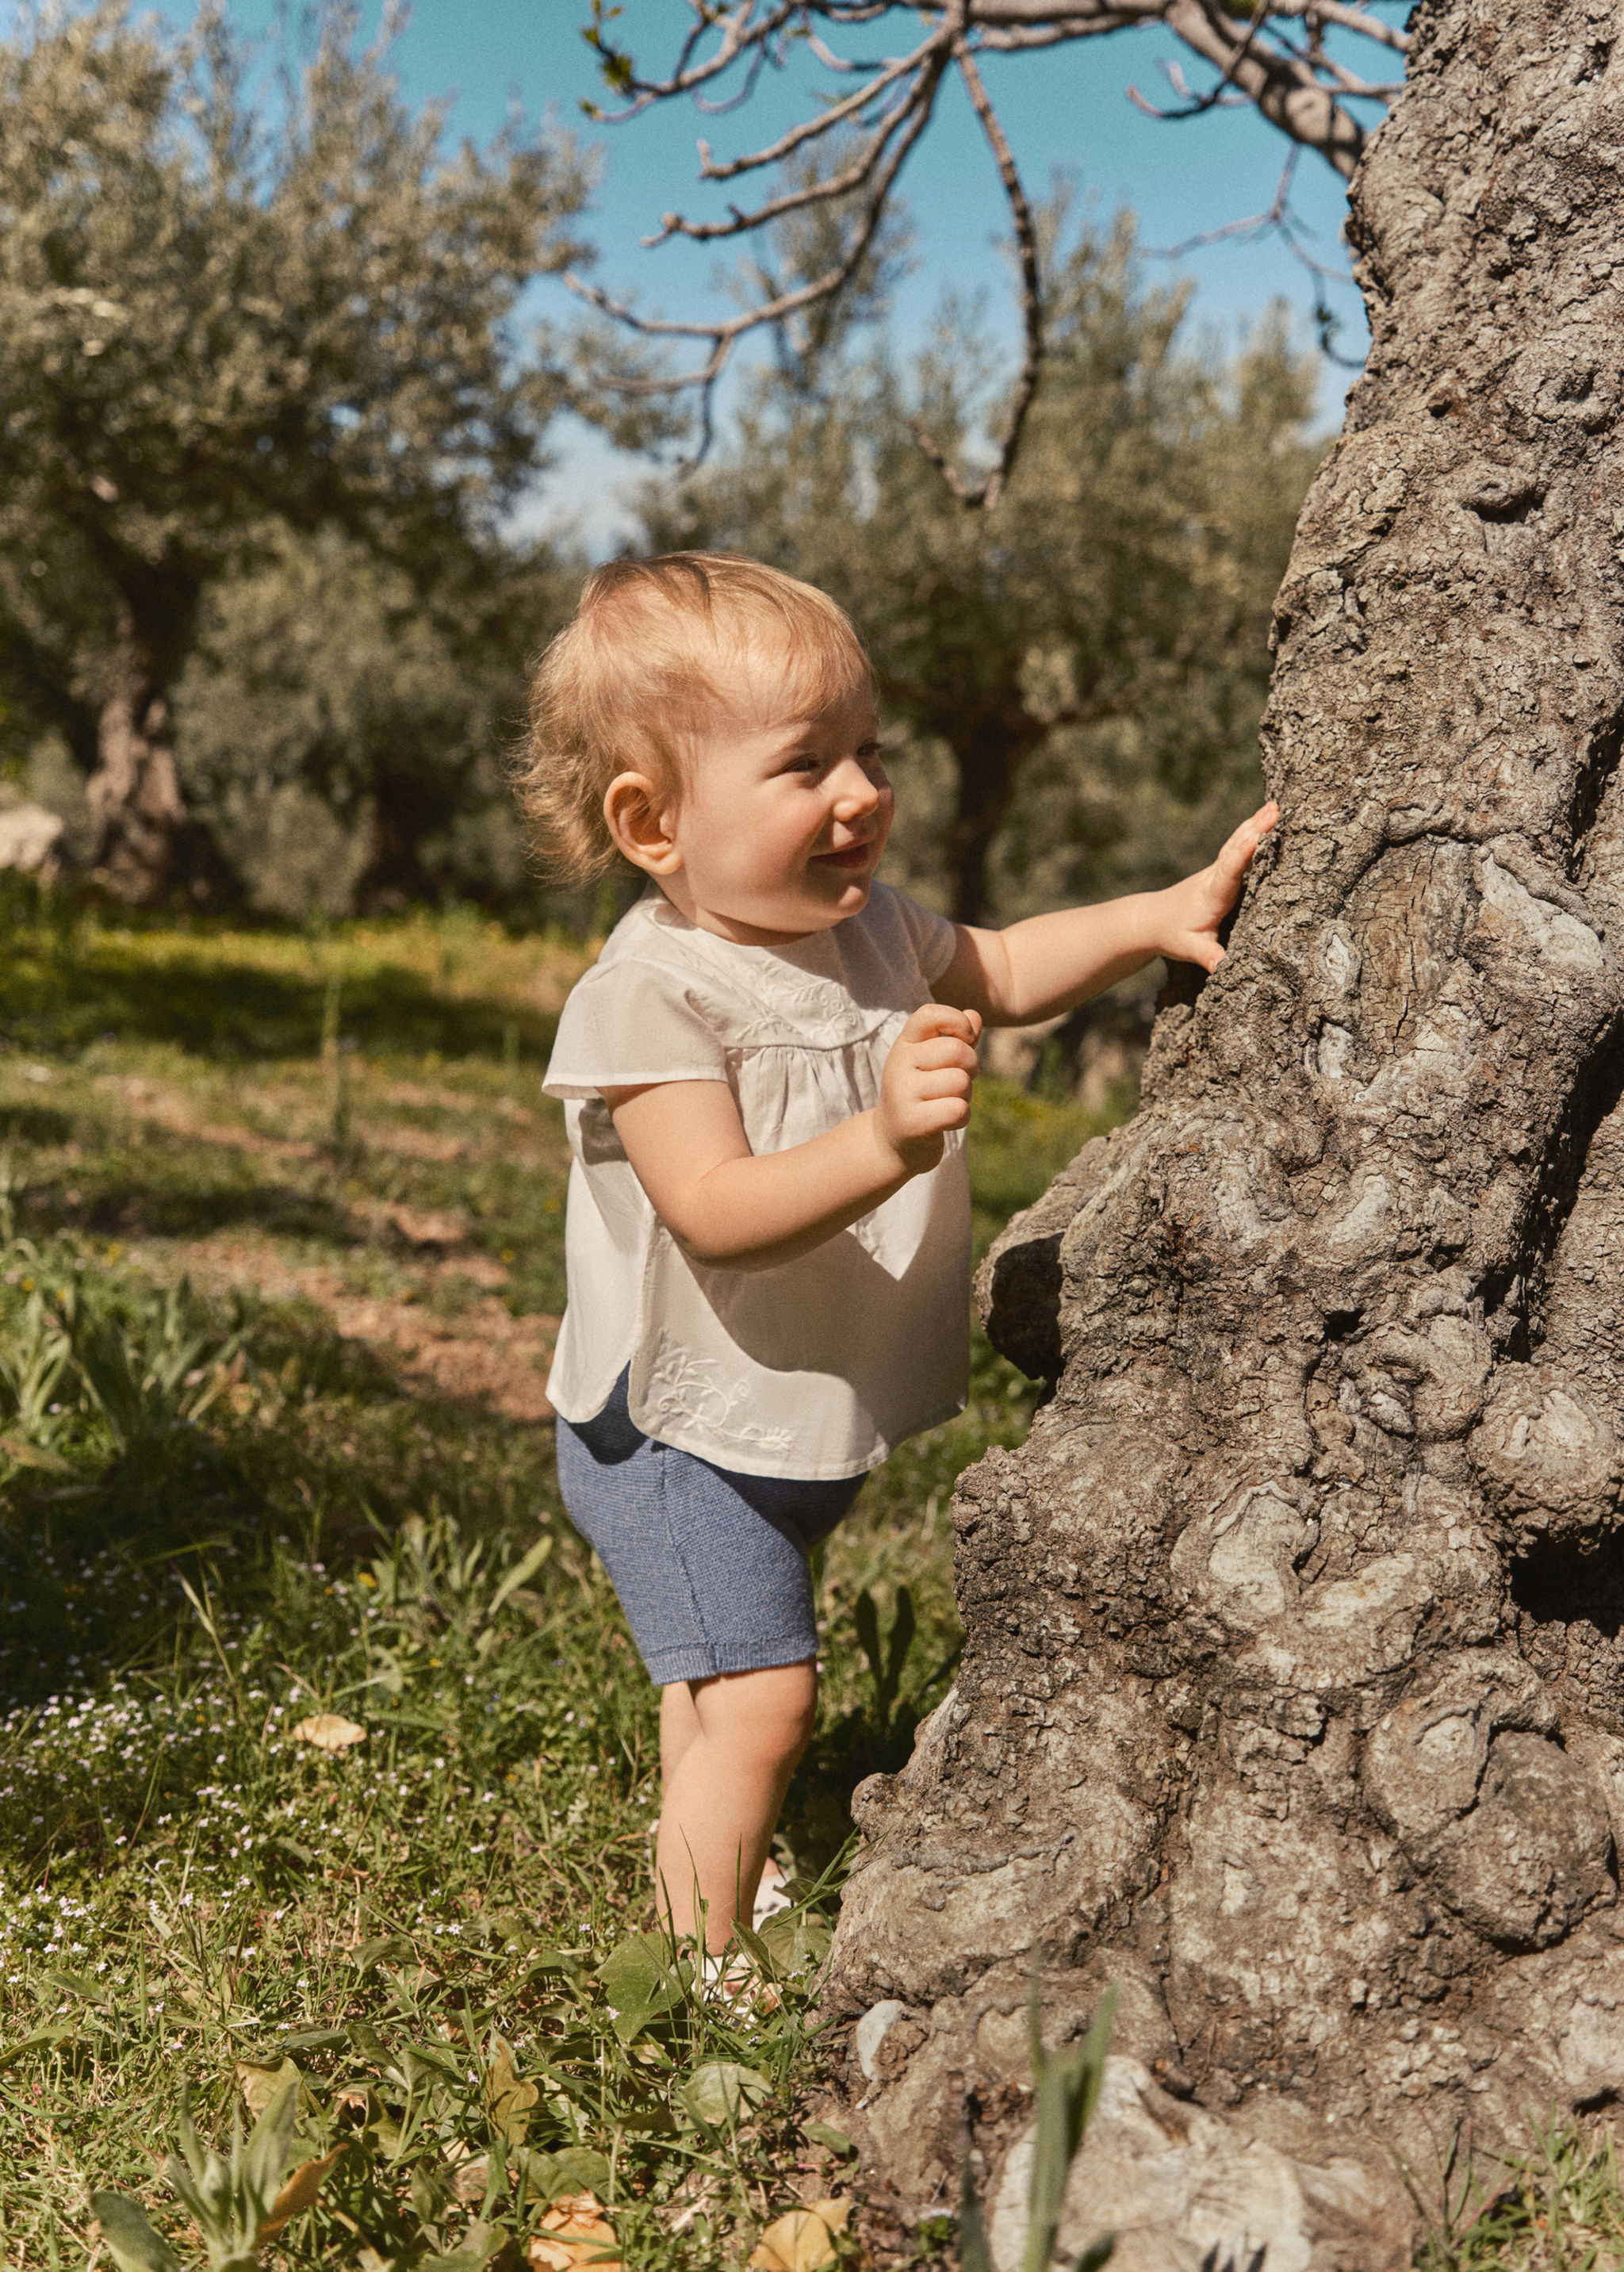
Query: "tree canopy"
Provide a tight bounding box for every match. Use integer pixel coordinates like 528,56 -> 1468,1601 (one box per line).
0,2 -> 588,898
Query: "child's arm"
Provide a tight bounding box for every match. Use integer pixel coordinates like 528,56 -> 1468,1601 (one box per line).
936,800 -> 1278,1027
605,1003 -> 982,1273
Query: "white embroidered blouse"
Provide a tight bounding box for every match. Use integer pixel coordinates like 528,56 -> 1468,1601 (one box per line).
542,882 -> 971,1479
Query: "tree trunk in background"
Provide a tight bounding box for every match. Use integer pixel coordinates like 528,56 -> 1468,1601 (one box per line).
827,2 -> 1624,2262
941,711 -> 1047,927
86,611 -> 186,904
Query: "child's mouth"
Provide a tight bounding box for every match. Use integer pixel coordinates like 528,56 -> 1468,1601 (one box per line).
814,841 -> 874,870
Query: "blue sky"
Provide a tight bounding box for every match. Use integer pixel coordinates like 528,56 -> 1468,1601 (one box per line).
147,2 -> 1398,548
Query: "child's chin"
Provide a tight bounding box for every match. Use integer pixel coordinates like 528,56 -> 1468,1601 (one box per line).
824,874 -> 871,913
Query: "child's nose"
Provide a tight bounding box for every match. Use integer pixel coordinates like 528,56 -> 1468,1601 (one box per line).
829,758 -> 880,816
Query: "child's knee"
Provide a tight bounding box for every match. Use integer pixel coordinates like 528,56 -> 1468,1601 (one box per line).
699,1660 -> 816,1768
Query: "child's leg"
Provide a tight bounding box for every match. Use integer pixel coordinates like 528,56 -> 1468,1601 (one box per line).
655,1660 -> 816,1954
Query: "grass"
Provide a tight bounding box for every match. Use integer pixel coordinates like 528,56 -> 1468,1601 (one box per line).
0,888 -> 1110,2268
0,887 -> 1607,2271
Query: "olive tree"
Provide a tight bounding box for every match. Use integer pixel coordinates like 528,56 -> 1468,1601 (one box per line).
0,2 -> 586,899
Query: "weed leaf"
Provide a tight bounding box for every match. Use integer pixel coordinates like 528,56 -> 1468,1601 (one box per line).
0,2024 -> 71,2071
243,2079 -> 301,2209
1072,2240 -> 1116,2270
290,1711 -> 366,1751
1024,1982 -> 1117,2272
486,2034 -> 540,2144
485,1532 -> 553,1623
681,2057 -> 770,2132
597,1930 -> 685,2043
958,2158 -> 994,2272
236,2056 -> 301,2119
89,2193 -> 184,2272
760,1908 -> 833,1977
510,2145 -> 613,2203
747,2199 -> 849,2272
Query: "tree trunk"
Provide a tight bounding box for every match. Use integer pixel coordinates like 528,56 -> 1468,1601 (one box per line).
85,609 -> 186,904
942,711 -> 1048,926
825,2 -> 1624,2262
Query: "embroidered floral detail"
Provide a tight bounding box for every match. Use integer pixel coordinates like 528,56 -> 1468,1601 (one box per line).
642,1335 -> 797,1454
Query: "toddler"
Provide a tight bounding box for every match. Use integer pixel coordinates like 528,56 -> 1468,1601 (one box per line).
520,552 -> 1274,1957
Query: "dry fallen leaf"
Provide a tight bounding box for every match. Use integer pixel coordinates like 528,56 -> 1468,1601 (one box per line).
748,2197 -> 852,2272
290,1713 -> 366,1751
236,2056 -> 300,2119
528,2190 -> 622,2271
256,2145 -> 348,2241
451,2153 -> 490,2205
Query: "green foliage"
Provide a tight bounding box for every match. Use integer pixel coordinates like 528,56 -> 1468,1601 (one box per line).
1024,1983 -> 1116,2272
95,2082 -> 307,2272
0,1 -> 587,895
174,526 -> 576,919
1415,2113 -> 1624,2270
852,1582 -> 915,1749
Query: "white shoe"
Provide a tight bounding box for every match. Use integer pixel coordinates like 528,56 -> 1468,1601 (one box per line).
753,1862 -> 794,1931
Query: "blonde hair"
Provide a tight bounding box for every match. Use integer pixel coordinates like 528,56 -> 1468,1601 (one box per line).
514,550 -> 873,883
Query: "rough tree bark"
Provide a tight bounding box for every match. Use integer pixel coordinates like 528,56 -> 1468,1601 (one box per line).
825,0 -> 1624,2262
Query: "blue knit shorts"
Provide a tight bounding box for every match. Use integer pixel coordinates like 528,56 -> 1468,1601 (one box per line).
556,1370 -> 864,1685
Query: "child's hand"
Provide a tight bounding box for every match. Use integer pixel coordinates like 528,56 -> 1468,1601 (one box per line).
877,1003 -> 983,1174
1158,801 -> 1279,972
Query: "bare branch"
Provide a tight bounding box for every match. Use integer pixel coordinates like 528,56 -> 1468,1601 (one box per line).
1148,144 -> 1300,257
645,87 -> 932,248
911,38 -> 1043,509
565,41 -> 951,464
1159,0 -> 1365,177
1277,0 -> 1409,51
691,30 -> 943,185
570,0 -> 1403,484
1126,0 -> 1277,126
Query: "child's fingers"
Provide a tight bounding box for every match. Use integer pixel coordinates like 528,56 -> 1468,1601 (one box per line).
904,1002 -> 982,1048
906,1067 -> 975,1102
1213,801 -> 1279,885
905,1036 -> 981,1075
898,1090 -> 972,1132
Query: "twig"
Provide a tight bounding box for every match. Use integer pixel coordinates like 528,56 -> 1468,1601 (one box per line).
911,36 -> 1043,508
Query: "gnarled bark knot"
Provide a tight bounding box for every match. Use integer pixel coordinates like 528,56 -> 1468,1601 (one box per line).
823,0 -> 1624,2262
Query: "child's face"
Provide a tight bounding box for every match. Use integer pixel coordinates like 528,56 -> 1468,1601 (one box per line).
611,649 -> 894,944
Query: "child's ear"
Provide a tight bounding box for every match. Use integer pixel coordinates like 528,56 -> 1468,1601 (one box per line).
603,771 -> 682,875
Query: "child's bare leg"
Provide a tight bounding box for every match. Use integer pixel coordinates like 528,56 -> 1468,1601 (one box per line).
655,1661 -> 815,1954
659,1678 -> 703,1786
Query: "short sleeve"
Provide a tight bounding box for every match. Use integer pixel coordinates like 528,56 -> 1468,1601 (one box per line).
543,960 -> 730,1099
891,890 -> 960,986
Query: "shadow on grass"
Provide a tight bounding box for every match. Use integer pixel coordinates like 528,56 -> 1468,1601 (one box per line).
0,926 -> 559,1065
59,1176 -> 356,1244
0,1105 -> 78,1148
